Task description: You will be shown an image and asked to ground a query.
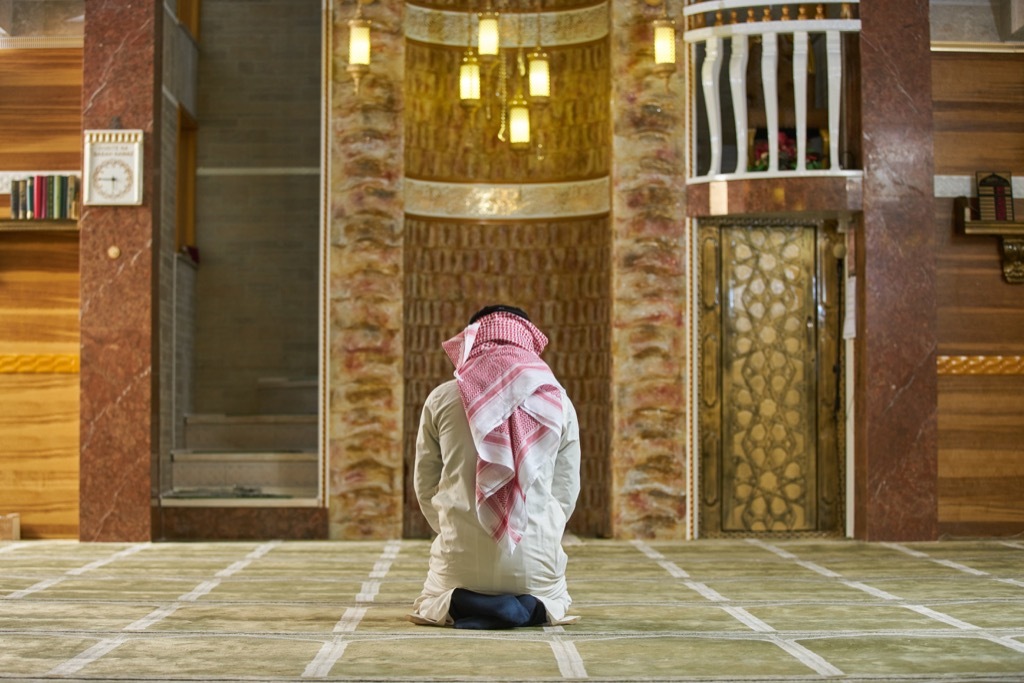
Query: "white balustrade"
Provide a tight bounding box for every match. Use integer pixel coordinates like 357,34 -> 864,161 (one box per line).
683,1 -> 862,182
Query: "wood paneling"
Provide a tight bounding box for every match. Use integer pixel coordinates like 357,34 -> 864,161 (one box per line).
931,52 -> 1024,175
933,51 -> 1024,536
0,373 -> 79,538
0,232 -> 80,538
0,232 -> 80,353
938,375 -> 1024,536
0,48 -> 83,172
935,196 -> 1024,353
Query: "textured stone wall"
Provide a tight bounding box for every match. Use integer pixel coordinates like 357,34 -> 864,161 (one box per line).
328,0 -> 690,540
328,0 -> 406,539
403,216 -> 612,538
609,0 -> 688,538
404,39 -> 611,183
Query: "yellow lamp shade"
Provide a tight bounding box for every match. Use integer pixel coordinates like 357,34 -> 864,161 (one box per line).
459,51 -> 481,102
478,11 -> 500,57
349,19 -> 371,67
509,97 -> 530,150
528,49 -> 550,101
653,18 -> 676,67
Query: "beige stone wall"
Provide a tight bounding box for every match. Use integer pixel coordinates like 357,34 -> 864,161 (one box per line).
327,0 -> 690,539
609,0 -> 688,538
327,0 -> 406,539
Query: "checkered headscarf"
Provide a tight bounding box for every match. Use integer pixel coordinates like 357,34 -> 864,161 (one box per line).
441,311 -> 563,554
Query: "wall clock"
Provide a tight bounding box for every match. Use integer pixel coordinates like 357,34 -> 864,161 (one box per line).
83,130 -> 144,206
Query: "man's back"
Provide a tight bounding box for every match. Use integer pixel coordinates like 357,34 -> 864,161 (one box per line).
411,377 -> 581,625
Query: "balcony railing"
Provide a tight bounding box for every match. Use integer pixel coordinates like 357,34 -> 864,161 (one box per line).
684,1 -> 861,182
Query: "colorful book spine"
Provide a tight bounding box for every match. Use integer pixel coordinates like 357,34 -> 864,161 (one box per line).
10,180 -> 19,219
5,174 -> 80,221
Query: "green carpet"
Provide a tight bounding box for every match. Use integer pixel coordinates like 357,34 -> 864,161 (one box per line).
1,537 -> 1023,681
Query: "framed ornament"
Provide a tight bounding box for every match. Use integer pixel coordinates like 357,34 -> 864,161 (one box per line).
83,130 -> 144,206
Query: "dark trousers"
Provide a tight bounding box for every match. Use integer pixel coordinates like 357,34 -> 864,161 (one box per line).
448,588 -> 549,630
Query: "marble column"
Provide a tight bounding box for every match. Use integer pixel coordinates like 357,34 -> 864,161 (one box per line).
79,0 -> 162,541
609,0 -> 689,538
328,0 -> 405,539
854,0 -> 938,540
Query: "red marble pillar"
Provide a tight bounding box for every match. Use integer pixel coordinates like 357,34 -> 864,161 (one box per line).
79,1 -> 162,541
854,0 -> 938,540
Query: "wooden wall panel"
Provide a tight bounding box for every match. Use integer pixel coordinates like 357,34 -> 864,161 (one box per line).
0,374 -> 79,538
933,50 -> 1024,537
938,375 -> 1024,536
0,232 -> 80,538
935,197 -> 1024,355
0,232 -> 80,353
931,52 -> 1024,175
0,48 -> 83,172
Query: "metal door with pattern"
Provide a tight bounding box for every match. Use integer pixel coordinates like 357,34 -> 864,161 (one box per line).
698,220 -> 844,536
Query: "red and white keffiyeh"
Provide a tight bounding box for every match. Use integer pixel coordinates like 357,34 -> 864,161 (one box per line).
441,312 -> 564,554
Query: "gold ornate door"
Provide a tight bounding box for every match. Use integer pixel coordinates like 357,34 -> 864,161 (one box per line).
698,220 -> 844,536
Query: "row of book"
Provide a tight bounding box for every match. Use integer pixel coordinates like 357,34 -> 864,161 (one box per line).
8,175 -> 81,221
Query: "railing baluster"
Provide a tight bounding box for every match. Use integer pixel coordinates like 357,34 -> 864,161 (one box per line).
761,31 -> 779,172
729,34 -> 750,174
826,29 -> 842,170
682,1 -> 861,182
792,30 -> 809,171
702,35 -> 724,176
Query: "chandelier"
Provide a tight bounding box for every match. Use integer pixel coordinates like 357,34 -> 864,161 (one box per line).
457,0 -> 550,152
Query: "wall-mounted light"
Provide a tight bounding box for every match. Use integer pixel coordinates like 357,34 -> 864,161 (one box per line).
652,13 -> 676,79
347,2 -> 371,94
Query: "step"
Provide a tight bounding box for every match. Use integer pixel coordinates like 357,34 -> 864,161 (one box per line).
169,450 -> 318,493
183,413 -> 317,451
257,377 -> 319,415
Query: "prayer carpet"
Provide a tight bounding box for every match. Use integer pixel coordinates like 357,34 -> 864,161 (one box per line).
1,537 -> 1023,681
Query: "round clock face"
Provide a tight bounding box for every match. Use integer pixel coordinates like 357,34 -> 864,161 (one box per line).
91,158 -> 134,201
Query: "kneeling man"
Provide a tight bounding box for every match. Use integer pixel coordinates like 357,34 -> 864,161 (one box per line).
408,305 -> 581,629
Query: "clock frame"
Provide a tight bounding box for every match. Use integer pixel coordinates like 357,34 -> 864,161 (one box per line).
83,130 -> 144,206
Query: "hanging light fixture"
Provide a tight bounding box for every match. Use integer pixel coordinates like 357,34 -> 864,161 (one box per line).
460,50 -> 482,104
527,5 -> 549,105
347,2 -> 371,94
507,16 -> 532,149
456,0 -> 549,152
459,10 -> 481,106
478,5 -> 500,59
508,92 -> 531,150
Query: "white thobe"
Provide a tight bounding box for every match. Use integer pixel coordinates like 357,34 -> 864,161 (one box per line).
409,379 -> 581,626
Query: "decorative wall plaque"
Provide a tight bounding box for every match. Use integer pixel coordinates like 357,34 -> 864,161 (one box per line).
976,171 -> 1014,222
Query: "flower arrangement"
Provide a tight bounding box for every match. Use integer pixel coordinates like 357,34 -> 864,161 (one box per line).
749,130 -> 824,171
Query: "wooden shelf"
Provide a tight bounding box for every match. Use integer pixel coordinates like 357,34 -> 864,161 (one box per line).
954,197 -> 1024,284
0,219 -> 78,232
955,197 -> 1023,234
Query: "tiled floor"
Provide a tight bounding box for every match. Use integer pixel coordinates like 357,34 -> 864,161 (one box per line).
1,537 -> 1023,681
